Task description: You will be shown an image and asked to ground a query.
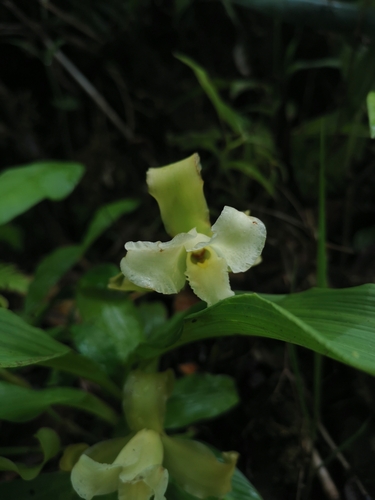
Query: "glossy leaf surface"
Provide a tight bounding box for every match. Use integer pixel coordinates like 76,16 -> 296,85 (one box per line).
180,285 -> 375,376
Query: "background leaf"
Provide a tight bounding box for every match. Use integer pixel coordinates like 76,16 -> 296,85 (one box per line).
0,162 -> 85,225
40,351 -> 122,399
81,199 -> 139,251
366,91 -> 375,139
0,262 -> 30,294
25,200 -> 138,318
0,308 -> 69,367
176,54 -> 248,134
0,382 -> 118,424
165,373 -> 239,429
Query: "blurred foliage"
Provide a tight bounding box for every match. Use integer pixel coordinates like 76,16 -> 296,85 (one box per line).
1,0 -> 375,499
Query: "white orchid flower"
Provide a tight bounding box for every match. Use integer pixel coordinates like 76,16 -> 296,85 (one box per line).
71,429 -> 168,500
115,154 -> 266,306
121,205 -> 266,307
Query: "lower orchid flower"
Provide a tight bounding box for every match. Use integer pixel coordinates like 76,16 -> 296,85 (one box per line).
70,429 -> 168,500
67,371 -> 238,500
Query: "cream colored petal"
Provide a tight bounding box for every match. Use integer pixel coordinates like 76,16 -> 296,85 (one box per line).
118,479 -> 153,500
114,430 -> 164,479
161,435 -> 238,499
210,206 -> 266,273
147,154 -> 211,237
71,454 -> 121,500
118,465 -> 168,500
185,247 -> 234,307
121,233 -> 194,294
143,465 -> 168,500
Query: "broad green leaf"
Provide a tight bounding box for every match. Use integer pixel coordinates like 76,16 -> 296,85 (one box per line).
179,285 -> 375,376
231,0 -> 375,37
176,54 -> 248,135
81,199 -> 139,251
25,245 -> 82,316
0,308 -> 69,367
225,161 -> 275,196
0,162 -> 84,225
0,381 -> 118,424
0,428 -> 60,480
25,200 -> 138,317
366,91 -> 375,139
0,471 -> 117,500
165,373 -> 239,429
72,266 -> 144,375
40,351 -> 122,399
0,262 -> 30,294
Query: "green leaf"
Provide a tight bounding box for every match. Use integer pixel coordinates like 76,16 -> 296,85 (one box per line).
0,428 -> 60,480
176,54 -> 248,135
81,199 -> 139,251
72,266 -> 144,375
0,471 -> 117,500
0,262 -> 30,294
367,91 -> 375,139
0,308 -> 69,367
40,351 -> 122,400
25,200 -> 138,317
179,285 -> 375,376
225,161 -> 275,196
25,245 -> 82,316
0,381 -> 118,424
0,162 -> 84,225
165,373 -> 239,429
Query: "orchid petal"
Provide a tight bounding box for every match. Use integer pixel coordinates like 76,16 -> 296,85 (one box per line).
210,206 -> 266,273
185,247 -> 234,306
71,454 -> 121,499
118,465 -> 168,500
161,435 -> 238,499
147,154 -> 211,237
115,430 -> 164,478
121,233 -> 193,294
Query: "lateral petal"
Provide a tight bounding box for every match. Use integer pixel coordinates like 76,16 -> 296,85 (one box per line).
71,454 -> 121,499
121,233 -> 193,294
185,247 -> 234,306
211,206 -> 266,273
